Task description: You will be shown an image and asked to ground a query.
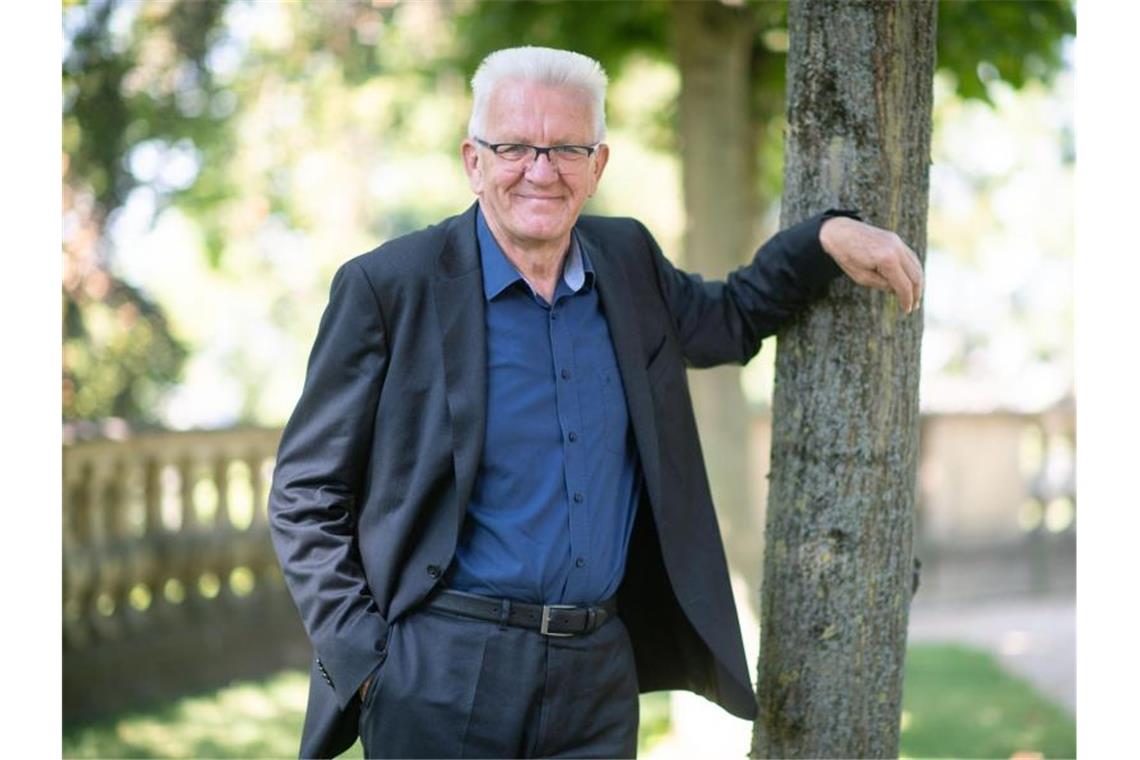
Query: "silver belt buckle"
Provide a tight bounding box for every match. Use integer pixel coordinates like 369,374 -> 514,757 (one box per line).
540,604 -> 577,637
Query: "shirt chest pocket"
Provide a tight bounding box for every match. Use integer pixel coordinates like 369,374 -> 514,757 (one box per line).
577,344 -> 632,457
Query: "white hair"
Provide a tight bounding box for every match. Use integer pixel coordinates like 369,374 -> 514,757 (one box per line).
468,46 -> 608,142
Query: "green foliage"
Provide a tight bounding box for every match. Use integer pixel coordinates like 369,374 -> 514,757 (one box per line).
61,0 -> 429,424
447,0 -> 1074,217
60,0 -> 1074,426
63,0 -> 233,224
452,0 -> 1074,108
938,1 -> 1076,104
63,0 -> 232,423
62,276 -> 187,424
900,644 -> 1076,759
451,0 -> 671,83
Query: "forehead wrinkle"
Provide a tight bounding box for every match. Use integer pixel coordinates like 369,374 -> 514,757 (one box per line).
485,80 -> 595,145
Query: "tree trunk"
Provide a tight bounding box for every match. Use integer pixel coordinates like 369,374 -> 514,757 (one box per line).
670,0 -> 763,610
752,2 -> 936,758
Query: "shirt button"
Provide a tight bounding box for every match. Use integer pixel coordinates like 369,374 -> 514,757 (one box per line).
573,492 -> 584,503
426,564 -> 441,578
568,431 -> 578,442
561,368 -> 571,380
575,557 -> 585,568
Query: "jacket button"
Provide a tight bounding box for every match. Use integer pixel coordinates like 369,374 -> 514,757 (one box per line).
427,564 -> 441,578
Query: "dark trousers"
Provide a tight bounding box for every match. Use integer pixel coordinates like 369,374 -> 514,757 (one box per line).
358,602 -> 640,758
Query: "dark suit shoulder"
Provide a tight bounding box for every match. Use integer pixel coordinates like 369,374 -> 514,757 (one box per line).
576,214 -> 661,280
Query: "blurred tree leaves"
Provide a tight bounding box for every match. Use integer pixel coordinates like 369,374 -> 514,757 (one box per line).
63,0 -> 230,424
61,0 -> 400,425
62,246 -> 188,423
451,0 -> 670,82
450,0 -> 1074,201
938,0 -> 1075,103
63,0 -> 231,230
61,0 -> 1074,426
451,1 -> 1074,108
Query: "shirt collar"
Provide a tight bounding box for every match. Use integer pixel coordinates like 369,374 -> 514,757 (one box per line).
476,204 -> 593,302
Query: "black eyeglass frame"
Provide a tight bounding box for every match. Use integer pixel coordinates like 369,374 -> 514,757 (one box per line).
473,137 -> 601,163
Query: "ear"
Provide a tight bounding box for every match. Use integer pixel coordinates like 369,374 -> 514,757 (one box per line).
586,143 -> 610,197
461,139 -> 483,194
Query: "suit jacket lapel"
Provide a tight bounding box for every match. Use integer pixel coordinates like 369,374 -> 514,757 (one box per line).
433,204 -> 487,530
578,226 -> 664,514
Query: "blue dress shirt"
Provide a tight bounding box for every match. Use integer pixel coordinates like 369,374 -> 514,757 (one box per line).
445,207 -> 642,605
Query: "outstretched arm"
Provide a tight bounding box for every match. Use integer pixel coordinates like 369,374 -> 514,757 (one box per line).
648,210 -> 923,368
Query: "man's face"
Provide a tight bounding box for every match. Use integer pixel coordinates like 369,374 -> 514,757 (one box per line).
461,79 -> 609,252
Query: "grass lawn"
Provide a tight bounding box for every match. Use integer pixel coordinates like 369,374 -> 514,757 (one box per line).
899,645 -> 1075,759
63,644 -> 1074,758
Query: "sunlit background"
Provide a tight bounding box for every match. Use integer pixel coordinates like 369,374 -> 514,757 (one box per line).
62,1 -> 1076,758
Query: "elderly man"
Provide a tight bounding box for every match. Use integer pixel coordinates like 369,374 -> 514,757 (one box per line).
269,46 -> 921,759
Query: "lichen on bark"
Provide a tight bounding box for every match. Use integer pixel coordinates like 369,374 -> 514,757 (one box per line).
751,1 -> 936,758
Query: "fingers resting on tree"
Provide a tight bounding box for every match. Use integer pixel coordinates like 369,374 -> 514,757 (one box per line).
820,216 -> 924,314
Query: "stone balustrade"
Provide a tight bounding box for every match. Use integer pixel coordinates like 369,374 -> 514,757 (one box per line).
62,426 -> 310,721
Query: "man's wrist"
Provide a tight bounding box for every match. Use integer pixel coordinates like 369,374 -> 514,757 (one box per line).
819,216 -> 848,258
818,210 -> 862,258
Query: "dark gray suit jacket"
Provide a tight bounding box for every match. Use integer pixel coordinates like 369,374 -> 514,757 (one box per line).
268,202 -> 848,758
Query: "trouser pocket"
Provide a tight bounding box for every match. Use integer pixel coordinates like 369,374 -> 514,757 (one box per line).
358,607 -> 492,759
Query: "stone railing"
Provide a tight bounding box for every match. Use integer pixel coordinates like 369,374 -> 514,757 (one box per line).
62,426 -> 310,722
743,401 -> 1076,604
912,403 -> 1076,602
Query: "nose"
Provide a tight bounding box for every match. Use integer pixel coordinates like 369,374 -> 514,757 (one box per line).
524,151 -> 559,182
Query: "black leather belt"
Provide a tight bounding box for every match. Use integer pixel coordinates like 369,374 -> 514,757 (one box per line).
426,588 -> 617,637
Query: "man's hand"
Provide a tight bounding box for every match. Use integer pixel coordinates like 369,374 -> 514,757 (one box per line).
819,216 -> 924,314
360,675 -> 373,701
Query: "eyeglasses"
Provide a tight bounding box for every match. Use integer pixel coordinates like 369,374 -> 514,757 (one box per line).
474,137 -> 599,169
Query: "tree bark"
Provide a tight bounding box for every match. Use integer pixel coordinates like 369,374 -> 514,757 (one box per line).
670,0 -> 764,610
752,2 -> 936,758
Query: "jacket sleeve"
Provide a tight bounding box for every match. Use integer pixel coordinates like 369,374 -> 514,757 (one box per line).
646,209 -> 861,367
268,258 -> 390,710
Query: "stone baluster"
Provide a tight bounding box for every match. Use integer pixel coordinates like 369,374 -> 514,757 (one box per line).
173,454 -> 202,609
214,453 -> 238,602
103,459 -> 126,540
179,455 -> 196,530
247,452 -> 266,529
91,458 -> 126,639
64,459 -> 96,648
144,457 -> 162,536
125,456 -> 163,627
247,451 -> 282,594
214,454 -> 231,530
